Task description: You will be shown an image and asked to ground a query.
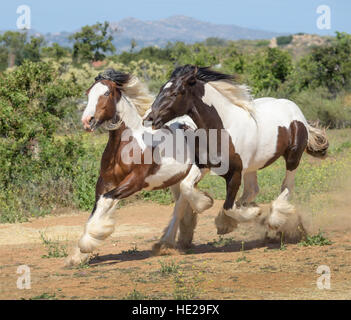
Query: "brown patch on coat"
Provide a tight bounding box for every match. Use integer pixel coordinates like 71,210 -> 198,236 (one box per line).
153,166 -> 192,190
261,120 -> 308,171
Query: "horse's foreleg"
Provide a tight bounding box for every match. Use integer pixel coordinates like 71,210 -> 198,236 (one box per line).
216,170 -> 262,235
79,172 -> 144,254
65,176 -> 116,267
215,170 -> 241,235
78,195 -> 119,254
78,171 -> 148,254
237,171 -> 259,206
180,167 -> 213,213
224,170 -> 262,223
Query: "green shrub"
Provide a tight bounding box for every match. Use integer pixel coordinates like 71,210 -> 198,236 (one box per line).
276,35 -> 293,46
0,61 -> 89,223
296,32 -> 351,95
292,88 -> 351,128
299,231 -> 332,246
248,48 -> 293,94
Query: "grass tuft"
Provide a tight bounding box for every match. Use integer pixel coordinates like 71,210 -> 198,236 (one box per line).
299,230 -> 332,247
159,259 -> 180,275
39,231 -> 68,258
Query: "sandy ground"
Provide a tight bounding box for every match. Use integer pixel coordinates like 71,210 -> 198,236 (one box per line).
0,196 -> 350,300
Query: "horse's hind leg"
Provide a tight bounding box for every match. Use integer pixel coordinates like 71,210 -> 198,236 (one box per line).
153,192 -> 189,255
178,205 -> 198,249
281,121 -> 308,195
266,122 -> 308,240
169,183 -> 198,249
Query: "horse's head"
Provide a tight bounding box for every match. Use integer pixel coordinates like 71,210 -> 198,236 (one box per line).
82,69 -> 131,131
146,65 -> 237,129
146,65 -> 200,129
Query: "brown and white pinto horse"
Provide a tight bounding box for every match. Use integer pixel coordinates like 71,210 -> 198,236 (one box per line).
146,65 -> 329,239
65,69 -> 213,266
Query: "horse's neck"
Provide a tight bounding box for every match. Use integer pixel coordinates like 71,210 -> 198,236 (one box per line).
104,124 -> 126,161
118,95 -> 143,131
191,83 -> 254,130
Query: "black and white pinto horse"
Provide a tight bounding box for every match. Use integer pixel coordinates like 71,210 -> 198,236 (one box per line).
146,65 -> 329,239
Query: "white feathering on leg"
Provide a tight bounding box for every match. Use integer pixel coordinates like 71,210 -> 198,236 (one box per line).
268,188 -> 295,230
79,196 -> 118,253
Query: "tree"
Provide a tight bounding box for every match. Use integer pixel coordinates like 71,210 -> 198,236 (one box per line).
248,47 -> 293,94
0,31 -> 27,67
222,44 -> 245,74
70,21 -> 116,63
297,32 -> 351,95
0,47 -> 8,71
22,36 -> 45,62
42,43 -> 71,61
170,42 -> 218,67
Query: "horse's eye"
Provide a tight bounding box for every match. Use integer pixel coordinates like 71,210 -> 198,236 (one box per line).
104,91 -> 110,96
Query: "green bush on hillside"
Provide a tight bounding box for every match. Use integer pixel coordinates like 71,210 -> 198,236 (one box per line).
276,35 -> 293,46
248,47 -> 293,94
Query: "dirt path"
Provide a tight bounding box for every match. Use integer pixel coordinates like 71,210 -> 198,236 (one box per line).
0,198 -> 350,300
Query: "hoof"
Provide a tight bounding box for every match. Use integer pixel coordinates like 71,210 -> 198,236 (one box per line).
64,247 -> 90,267
152,242 -> 178,256
225,205 -> 262,222
177,239 -> 193,250
263,197 -> 307,243
215,209 -> 238,235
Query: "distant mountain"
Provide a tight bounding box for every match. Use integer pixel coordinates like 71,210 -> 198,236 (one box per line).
107,16 -> 283,51
9,16 -> 285,52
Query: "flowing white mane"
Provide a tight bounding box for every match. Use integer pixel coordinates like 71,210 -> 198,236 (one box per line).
119,76 -> 154,117
208,80 -> 255,116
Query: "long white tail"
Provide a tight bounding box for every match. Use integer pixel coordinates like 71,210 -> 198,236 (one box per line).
306,121 -> 329,158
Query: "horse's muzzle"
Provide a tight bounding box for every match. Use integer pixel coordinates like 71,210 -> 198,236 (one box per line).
152,117 -> 164,130
82,116 -> 99,132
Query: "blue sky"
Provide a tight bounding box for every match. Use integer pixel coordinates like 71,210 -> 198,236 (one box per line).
0,0 -> 349,34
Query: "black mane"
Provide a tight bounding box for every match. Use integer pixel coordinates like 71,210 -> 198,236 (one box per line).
95,68 -> 131,86
170,65 -> 235,83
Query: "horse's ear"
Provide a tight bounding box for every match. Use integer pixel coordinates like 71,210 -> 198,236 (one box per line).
183,69 -> 197,86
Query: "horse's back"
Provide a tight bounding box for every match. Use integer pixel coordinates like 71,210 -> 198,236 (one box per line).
246,97 -> 309,171
254,97 -> 308,128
